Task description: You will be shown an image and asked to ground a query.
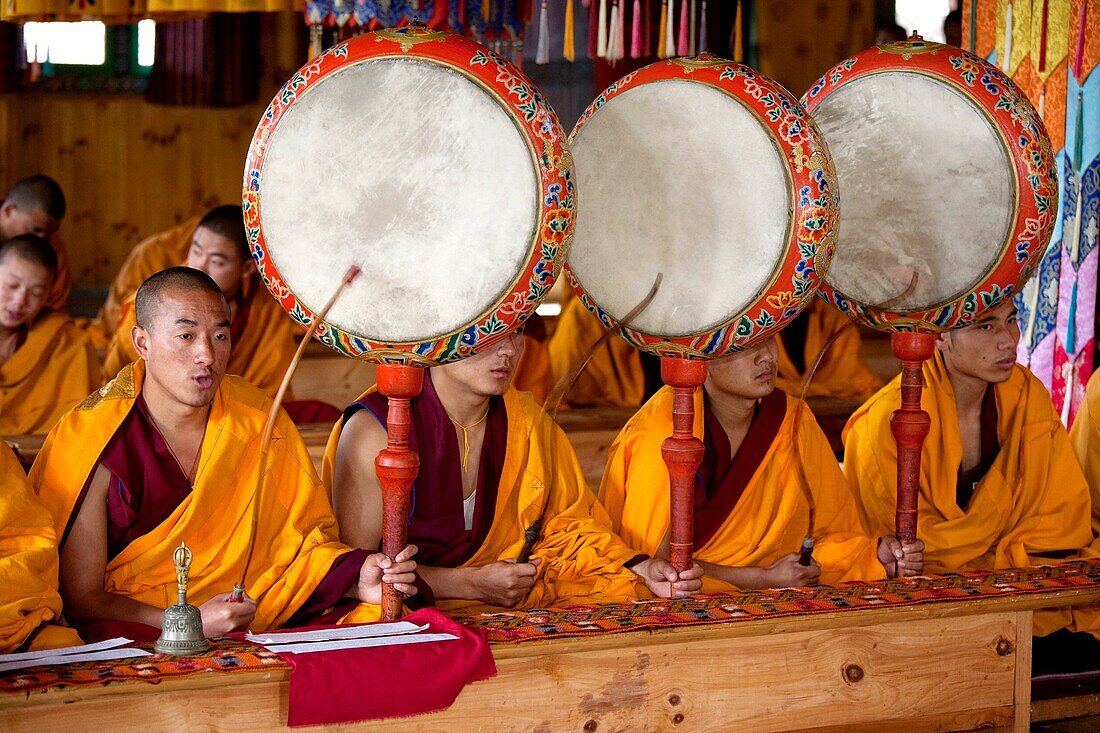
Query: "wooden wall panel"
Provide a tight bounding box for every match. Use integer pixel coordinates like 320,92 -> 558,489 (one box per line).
0,93 -> 266,287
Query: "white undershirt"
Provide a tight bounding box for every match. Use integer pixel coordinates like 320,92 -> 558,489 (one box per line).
462,490 -> 477,531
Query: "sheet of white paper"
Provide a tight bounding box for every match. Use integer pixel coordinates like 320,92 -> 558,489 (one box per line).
262,632 -> 459,655
246,621 -> 429,645
0,636 -> 133,664
0,648 -> 151,674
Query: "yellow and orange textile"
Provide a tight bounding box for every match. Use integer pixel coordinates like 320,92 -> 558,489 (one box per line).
775,300 -> 883,401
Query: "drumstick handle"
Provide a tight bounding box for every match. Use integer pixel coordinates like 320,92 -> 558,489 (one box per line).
797,537 -> 815,567
233,265 -> 362,600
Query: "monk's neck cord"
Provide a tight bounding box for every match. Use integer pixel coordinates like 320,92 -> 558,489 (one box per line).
447,406 -> 490,472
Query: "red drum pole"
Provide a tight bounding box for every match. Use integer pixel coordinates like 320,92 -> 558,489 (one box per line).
660,356 -> 708,578
374,363 -> 425,621
889,332 -> 935,544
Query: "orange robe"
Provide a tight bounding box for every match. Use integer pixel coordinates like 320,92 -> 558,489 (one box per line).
1070,368 -> 1100,535
844,352 -> 1092,635
93,217 -> 199,341
600,386 -> 883,593
775,300 -> 883,401
0,312 -> 101,435
512,314 -> 551,404
0,442 -> 82,652
547,293 -> 644,408
103,273 -> 297,398
45,235 -> 72,314
323,385 -> 645,611
31,361 -> 382,630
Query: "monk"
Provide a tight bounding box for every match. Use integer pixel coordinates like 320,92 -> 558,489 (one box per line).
1071,369 -> 1100,530
844,301 -> 1095,637
0,235 -> 101,435
0,442 -> 82,652
33,268 -> 416,639
325,331 -> 702,611
546,292 -> 658,408
104,206 -> 297,398
600,338 -> 921,594
92,215 -> 200,346
775,300 -> 883,401
0,175 -> 71,313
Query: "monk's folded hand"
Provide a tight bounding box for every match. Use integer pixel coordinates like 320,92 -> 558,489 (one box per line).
470,558 -> 540,608
631,558 -> 704,598
199,591 -> 257,638
877,537 -> 924,578
764,553 -> 821,587
357,544 -> 419,605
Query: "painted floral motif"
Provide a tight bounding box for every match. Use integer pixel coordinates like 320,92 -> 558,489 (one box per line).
804,39 -> 1057,334
567,56 -> 840,358
243,28 -> 573,365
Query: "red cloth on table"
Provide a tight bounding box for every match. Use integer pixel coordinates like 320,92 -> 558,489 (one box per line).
278,607 -> 496,727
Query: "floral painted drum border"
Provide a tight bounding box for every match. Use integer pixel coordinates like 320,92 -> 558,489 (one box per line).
803,38 -> 1058,333
243,24 -> 573,365
565,55 -> 840,359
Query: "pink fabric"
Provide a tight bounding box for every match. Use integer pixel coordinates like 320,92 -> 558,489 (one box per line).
279,607 -> 496,727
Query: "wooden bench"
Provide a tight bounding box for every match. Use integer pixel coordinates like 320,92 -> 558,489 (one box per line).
4,587 -> 1099,732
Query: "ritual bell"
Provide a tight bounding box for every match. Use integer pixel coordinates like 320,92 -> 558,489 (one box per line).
154,542 -> 211,656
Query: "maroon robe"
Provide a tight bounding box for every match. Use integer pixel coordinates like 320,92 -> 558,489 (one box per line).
692,388 -> 787,548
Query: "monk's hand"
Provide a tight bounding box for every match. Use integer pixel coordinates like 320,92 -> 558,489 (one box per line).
471,558 -> 540,608
198,591 -> 257,638
764,553 -> 821,587
358,544 -> 419,605
631,559 -> 704,598
877,536 -> 925,578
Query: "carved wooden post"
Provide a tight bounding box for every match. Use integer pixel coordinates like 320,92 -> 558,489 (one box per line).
374,363 -> 425,620
889,331 -> 936,544
660,356 -> 708,577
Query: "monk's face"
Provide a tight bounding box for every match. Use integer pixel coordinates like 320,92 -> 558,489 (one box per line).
0,202 -> 59,242
187,226 -> 254,301
432,331 -> 523,397
133,287 -> 232,407
0,254 -> 52,329
936,302 -> 1020,384
705,339 -> 778,401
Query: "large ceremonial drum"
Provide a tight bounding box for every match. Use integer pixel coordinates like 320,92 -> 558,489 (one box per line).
802,36 -> 1058,332
242,24 -> 573,364
567,55 -> 840,358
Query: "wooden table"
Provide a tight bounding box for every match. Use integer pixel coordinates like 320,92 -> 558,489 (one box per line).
5,588 -> 1099,732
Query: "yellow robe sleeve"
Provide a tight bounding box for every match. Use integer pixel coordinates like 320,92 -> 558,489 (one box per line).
0,443 -> 81,652
1070,369 -> 1100,536
0,313 -> 101,435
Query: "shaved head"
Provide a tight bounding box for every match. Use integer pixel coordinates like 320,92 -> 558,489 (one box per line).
135,266 -> 229,331
5,175 -> 66,220
196,205 -> 249,262
0,234 -> 58,281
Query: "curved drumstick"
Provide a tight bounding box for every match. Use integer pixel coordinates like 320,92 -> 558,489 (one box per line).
789,269 -> 924,566
514,273 -> 664,564
231,265 -> 362,602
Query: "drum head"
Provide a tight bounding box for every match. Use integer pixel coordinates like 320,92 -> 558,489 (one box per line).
244,27 -> 574,364
803,39 -> 1057,332
568,57 -> 839,358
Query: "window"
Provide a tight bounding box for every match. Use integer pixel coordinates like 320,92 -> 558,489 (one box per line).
19,20 -> 156,90
895,0 -> 953,44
